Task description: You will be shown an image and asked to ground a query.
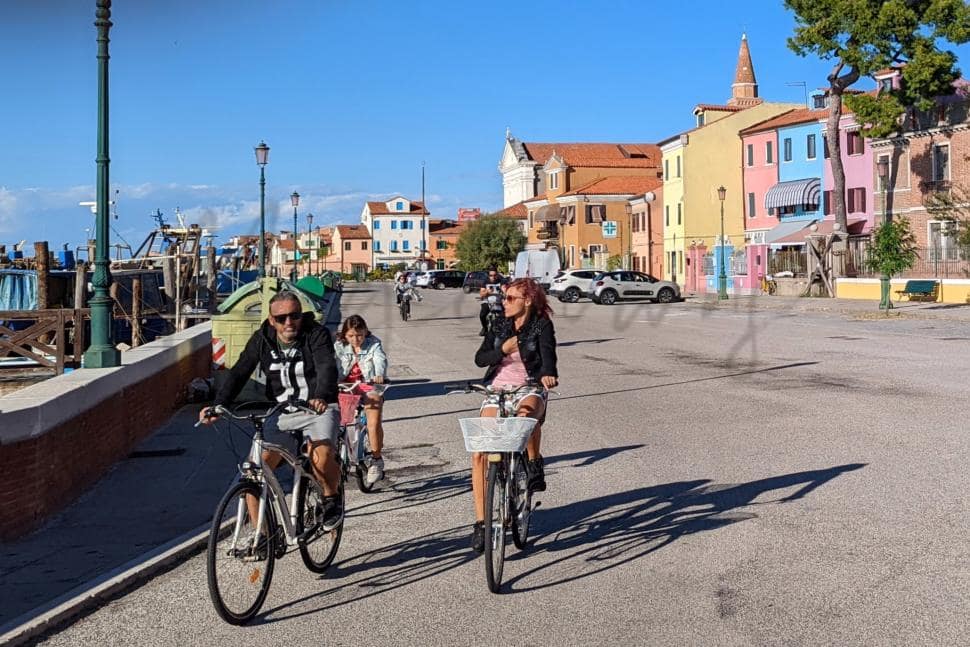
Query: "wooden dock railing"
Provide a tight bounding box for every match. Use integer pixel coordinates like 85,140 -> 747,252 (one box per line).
0,309 -> 90,374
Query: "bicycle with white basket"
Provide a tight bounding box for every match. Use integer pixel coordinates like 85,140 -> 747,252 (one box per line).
447,381 -> 548,593
337,381 -> 388,493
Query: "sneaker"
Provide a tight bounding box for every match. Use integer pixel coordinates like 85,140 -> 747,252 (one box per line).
471,521 -> 485,554
366,457 -> 385,485
233,531 -> 269,561
320,496 -> 343,532
528,456 -> 546,493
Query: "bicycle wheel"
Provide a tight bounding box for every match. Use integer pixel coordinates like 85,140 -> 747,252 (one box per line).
296,475 -> 343,573
484,461 -> 507,593
206,481 -> 276,624
355,429 -> 376,493
511,454 -> 532,550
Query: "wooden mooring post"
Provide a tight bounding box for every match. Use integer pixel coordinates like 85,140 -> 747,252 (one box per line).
34,241 -> 50,309
131,276 -> 143,347
206,246 -> 218,313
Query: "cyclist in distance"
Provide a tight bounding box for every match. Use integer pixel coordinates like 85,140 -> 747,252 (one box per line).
395,273 -> 422,304
199,290 -> 343,529
478,265 -> 508,336
334,314 -> 389,485
470,277 -> 558,552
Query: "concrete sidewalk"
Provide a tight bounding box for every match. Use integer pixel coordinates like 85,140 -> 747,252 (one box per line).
687,293 -> 970,321
0,404 -> 240,629
0,288 -> 345,640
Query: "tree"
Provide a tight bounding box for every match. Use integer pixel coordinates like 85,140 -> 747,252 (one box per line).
455,216 -> 526,271
865,217 -> 919,310
785,0 -> 970,233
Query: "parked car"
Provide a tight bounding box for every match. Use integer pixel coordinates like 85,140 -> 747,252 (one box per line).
590,271 -> 681,305
549,269 -> 600,303
462,271 -> 488,293
421,269 -> 465,289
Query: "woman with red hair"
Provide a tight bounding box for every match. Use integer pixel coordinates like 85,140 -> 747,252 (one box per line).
470,278 -> 558,553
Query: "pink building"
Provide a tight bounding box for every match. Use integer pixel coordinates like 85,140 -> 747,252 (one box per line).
821,112 -> 876,233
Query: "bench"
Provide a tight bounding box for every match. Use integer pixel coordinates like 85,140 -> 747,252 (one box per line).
895,279 -> 939,302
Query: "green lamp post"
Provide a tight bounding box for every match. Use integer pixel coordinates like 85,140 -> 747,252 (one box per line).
717,185 -> 729,300
254,141 -> 270,277
84,0 -> 120,368
290,192 -> 300,282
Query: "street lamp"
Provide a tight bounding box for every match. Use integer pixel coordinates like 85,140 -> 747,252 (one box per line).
877,158 -> 892,309
290,191 -> 300,282
254,140 -> 270,277
306,212 -> 314,276
717,185 -> 728,300
84,0 -> 120,368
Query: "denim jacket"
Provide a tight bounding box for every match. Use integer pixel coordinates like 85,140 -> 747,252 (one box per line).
334,334 -> 388,382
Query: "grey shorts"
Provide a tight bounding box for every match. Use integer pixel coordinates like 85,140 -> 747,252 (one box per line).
263,406 -> 340,456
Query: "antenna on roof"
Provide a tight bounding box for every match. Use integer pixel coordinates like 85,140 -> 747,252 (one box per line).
786,81 -> 809,108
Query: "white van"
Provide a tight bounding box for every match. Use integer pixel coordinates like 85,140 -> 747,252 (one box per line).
513,249 -> 561,291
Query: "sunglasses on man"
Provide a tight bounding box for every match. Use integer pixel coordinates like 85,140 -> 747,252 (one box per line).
272,311 -> 302,324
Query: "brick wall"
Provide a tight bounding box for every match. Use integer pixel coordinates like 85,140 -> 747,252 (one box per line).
0,345 -> 210,541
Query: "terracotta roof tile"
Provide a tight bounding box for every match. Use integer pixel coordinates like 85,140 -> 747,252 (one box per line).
521,143 -> 661,168
366,200 -> 429,215
492,201 -> 530,218
739,108 -> 828,135
559,176 -> 663,197
694,103 -> 747,113
335,224 -> 371,240
428,220 -> 466,236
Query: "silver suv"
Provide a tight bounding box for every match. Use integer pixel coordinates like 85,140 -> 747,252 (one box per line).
590,271 -> 681,305
549,269 -> 599,303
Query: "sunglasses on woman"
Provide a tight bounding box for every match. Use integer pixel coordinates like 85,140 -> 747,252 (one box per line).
272,311 -> 302,324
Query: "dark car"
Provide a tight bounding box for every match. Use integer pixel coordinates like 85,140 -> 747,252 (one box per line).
422,269 -> 465,289
462,271 -> 488,293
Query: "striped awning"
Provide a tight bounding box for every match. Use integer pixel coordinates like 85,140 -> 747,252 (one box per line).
764,178 -> 821,210
533,204 -> 562,222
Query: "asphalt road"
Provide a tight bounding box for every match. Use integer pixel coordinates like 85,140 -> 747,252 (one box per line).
37,285 -> 970,646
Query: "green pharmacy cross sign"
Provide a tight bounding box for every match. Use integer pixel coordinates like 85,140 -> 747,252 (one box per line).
601,220 -> 617,238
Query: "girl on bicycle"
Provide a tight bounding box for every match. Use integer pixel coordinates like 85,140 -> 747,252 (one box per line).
470,277 -> 558,553
334,315 -> 389,485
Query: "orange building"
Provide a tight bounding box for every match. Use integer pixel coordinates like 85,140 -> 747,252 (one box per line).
428,219 -> 466,269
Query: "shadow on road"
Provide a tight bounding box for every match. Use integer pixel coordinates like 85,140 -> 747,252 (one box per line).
383,378 -> 482,402
558,338 -> 624,347
545,445 -> 645,468
504,463 -> 867,593
349,468 -> 470,519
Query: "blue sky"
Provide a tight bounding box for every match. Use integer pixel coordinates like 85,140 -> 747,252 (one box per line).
3,1 -> 969,251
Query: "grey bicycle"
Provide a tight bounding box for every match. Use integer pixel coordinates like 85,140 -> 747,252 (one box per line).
337,381 -> 388,493
448,382 -> 544,593
198,401 -> 344,625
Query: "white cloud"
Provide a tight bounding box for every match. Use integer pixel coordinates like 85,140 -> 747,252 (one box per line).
0,187 -> 19,233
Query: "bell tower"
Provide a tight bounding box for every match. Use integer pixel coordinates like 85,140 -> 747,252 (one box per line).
728,33 -> 760,106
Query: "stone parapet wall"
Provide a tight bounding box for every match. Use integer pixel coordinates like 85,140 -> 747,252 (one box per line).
0,324 -> 211,541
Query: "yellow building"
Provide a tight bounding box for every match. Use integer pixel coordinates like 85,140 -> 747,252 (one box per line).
658,34 -> 799,293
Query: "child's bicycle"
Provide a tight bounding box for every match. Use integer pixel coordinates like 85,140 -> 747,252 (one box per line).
337,381 -> 388,492
447,382 -> 546,593
196,401 -> 344,625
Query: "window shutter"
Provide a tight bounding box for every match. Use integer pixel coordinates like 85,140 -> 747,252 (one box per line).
847,189 -> 855,213
823,190 -> 831,215
567,205 -> 576,224
858,189 -> 866,213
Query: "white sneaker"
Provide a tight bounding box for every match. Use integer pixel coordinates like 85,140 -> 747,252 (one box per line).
366,458 -> 385,485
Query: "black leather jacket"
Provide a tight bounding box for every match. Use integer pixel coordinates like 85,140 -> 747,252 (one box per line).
475,313 -> 558,384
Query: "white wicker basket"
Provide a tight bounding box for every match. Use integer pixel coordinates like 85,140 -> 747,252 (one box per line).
459,417 -> 538,453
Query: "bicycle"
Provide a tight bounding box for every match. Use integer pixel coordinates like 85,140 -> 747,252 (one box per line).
196,401 -> 345,624
483,286 -> 504,334
337,381 -> 388,493
447,382 -> 544,593
397,287 -> 421,321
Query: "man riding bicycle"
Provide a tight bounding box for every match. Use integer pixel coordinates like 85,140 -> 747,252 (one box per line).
478,266 -> 508,336
198,290 -> 343,530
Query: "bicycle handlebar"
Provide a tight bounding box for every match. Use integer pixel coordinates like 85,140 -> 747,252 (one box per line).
444,382 -> 552,396
194,400 -> 319,427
